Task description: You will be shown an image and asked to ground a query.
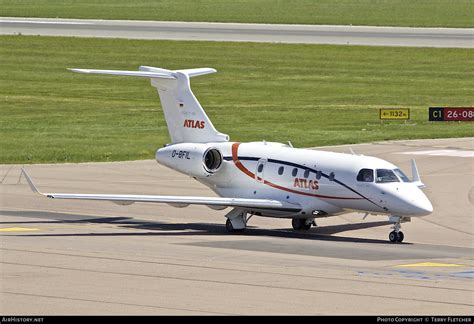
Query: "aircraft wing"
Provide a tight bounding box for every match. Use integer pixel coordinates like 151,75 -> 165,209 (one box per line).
21,169 -> 301,213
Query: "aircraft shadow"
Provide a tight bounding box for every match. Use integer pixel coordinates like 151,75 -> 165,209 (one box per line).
0,209 -> 396,244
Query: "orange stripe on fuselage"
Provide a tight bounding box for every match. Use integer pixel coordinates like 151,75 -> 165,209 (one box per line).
232,143 -> 256,179
231,142 -> 362,200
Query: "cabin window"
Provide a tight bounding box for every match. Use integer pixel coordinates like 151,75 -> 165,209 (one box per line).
357,169 -> 374,182
393,168 -> 410,182
303,169 -> 310,178
278,166 -> 284,175
258,164 -> 264,173
376,169 -> 399,183
292,168 -> 298,177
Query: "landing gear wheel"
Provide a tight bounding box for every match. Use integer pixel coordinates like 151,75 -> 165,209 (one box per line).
292,219 -> 312,231
226,219 -> 235,232
226,219 -> 245,233
388,216 -> 406,243
396,231 -> 404,243
292,218 -> 305,230
389,231 -> 398,243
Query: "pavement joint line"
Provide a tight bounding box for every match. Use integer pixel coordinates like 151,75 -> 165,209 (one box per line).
2,261 -> 473,307
2,246 -> 472,292
0,291 -> 233,315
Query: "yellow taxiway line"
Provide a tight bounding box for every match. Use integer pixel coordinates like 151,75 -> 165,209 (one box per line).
0,227 -> 39,232
396,262 -> 464,268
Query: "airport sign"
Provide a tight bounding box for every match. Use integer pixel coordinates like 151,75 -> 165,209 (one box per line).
379,108 -> 410,120
429,107 -> 474,121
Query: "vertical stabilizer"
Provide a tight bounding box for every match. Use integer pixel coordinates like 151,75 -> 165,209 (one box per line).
69,66 -> 229,144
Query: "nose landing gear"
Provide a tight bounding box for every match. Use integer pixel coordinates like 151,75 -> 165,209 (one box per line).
388,216 -> 409,243
389,230 -> 404,243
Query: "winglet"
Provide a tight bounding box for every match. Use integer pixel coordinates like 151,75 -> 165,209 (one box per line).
410,159 -> 426,189
21,168 -> 43,195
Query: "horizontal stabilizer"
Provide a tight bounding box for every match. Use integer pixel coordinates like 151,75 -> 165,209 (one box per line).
68,68 -> 176,79
70,67 -> 216,79
176,68 -> 217,78
139,66 -> 216,78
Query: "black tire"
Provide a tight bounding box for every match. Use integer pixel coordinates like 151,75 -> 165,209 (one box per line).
292,218 -> 304,230
226,219 -> 245,233
389,231 -> 398,242
396,231 -> 404,243
226,219 -> 235,232
302,223 -> 312,230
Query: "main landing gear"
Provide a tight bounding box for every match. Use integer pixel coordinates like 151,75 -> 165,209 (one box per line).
292,218 -> 316,231
225,208 -> 249,233
388,216 -> 409,243
226,218 -> 246,233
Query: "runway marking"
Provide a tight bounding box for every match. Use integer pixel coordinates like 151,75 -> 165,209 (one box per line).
398,149 -> 474,158
359,269 -> 474,281
396,262 -> 464,268
0,227 -> 39,232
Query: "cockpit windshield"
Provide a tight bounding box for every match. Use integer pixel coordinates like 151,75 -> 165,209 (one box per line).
376,169 -> 399,183
393,168 -> 410,182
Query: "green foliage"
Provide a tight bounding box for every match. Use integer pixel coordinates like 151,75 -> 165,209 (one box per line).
0,0 -> 473,27
0,35 -> 472,163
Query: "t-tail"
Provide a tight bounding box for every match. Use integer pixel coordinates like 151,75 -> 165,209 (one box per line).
69,66 -> 229,144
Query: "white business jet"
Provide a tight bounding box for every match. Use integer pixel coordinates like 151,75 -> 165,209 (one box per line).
22,66 -> 433,243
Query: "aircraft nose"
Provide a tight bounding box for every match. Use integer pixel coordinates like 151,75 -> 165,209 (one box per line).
410,190 -> 433,216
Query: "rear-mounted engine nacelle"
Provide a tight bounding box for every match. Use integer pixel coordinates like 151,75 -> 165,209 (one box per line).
156,143 -> 223,177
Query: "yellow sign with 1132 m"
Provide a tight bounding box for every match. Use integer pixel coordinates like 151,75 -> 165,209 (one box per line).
379,108 -> 410,120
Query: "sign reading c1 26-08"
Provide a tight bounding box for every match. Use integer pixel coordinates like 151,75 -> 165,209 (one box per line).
429,107 -> 474,121
379,108 -> 410,120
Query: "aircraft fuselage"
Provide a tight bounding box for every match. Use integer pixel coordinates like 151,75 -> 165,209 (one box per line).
156,141 -> 433,220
